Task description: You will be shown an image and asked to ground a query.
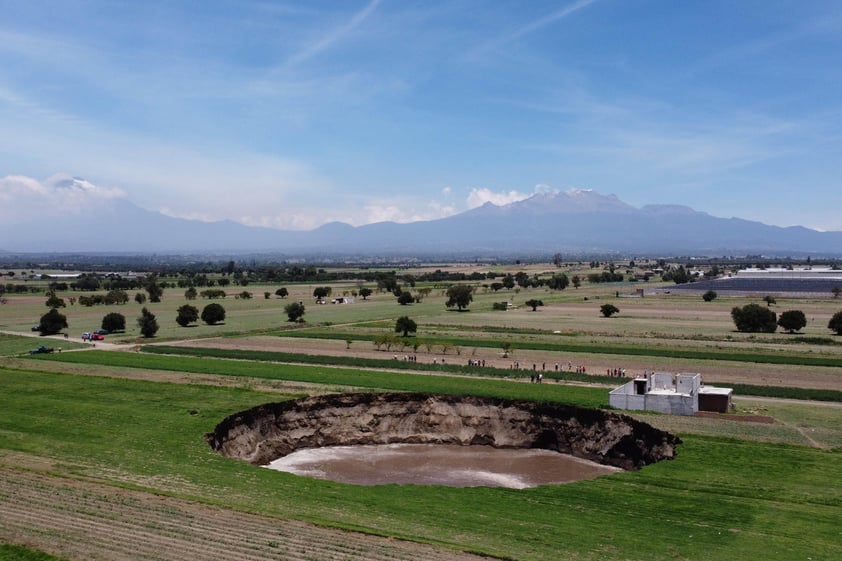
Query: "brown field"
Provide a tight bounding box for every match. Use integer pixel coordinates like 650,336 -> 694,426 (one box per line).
165,335 -> 842,391
0,466 -> 488,561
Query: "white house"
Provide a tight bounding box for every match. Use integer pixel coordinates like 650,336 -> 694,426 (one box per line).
609,373 -> 733,416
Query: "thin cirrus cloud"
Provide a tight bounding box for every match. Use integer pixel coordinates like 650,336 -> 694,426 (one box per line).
285,0 -> 383,67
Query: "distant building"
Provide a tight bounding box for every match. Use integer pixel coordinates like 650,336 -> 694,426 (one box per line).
736,267 -> 842,279
609,373 -> 733,416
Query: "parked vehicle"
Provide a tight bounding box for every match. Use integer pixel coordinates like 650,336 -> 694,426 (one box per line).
90,333 -> 104,341
82,332 -> 92,341
95,329 -> 109,335
28,345 -> 54,354
31,325 -> 40,332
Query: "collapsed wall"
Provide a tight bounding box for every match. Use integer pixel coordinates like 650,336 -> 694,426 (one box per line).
205,392 -> 681,471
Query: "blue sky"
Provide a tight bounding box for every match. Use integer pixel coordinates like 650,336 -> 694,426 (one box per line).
1,0 -> 841,232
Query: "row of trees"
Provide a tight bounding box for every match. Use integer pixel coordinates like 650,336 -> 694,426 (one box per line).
730,303 -> 842,334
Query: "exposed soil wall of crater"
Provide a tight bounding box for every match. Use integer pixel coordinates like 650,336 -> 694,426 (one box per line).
206,393 -> 681,471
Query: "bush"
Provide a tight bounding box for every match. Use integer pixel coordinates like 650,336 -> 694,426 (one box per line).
600,304 -> 619,317
101,312 -> 126,333
285,302 -> 305,322
525,299 -> 544,311
137,307 -> 159,338
176,305 -> 199,327
731,303 -> 777,333
45,293 -> 66,308
395,316 -> 417,337
38,308 -> 68,335
702,290 -> 718,302
828,311 -> 842,335
777,310 -> 806,333
200,289 -> 227,299
201,303 -> 226,325
397,292 -> 414,305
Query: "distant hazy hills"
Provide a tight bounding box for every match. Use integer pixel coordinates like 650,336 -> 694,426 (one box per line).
3,189 -> 842,257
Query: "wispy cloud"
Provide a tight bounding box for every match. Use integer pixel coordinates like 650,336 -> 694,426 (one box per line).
499,0 -> 600,45
287,0 -> 382,66
470,0 -> 601,57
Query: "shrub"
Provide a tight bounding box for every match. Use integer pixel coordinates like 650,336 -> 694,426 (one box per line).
828,311 -> 842,335
777,310 -> 806,333
39,308 -> 68,335
101,312 -> 126,333
201,303 -> 226,325
137,307 -> 159,338
176,305 -> 199,327
702,290 -> 718,302
285,302 -> 305,322
600,304 -> 619,317
731,303 -> 777,333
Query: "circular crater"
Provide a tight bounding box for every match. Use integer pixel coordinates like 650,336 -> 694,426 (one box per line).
206,393 -> 681,487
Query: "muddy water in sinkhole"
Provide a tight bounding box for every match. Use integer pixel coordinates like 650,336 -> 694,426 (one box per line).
266,443 -> 620,488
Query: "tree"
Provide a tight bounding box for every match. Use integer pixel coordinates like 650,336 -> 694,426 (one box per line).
137,307 -> 159,338
358,287 -> 372,300
552,253 -> 563,267
546,274 -> 569,290
525,299 -> 544,311
397,291 -> 414,305
134,292 -> 147,304
45,293 -> 66,308
201,303 -> 226,325
313,286 -> 331,301
176,304 -> 199,327
571,275 -> 582,289
702,290 -> 718,302
185,287 -> 198,300
665,266 -> 689,284
763,295 -> 777,307
445,284 -> 474,311
828,311 -> 842,335
777,310 -> 806,334
144,275 -> 163,303
105,289 -> 129,305
285,301 -> 305,322
600,304 -> 620,317
731,303 -> 777,333
101,312 -> 126,333
275,287 -> 289,299
38,308 -> 68,335
395,316 -> 417,337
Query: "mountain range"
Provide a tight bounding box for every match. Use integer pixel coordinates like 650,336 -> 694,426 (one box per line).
3,189 -> 842,257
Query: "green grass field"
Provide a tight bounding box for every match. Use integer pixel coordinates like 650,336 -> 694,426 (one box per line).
2,359 -> 841,561
3,270 -> 842,560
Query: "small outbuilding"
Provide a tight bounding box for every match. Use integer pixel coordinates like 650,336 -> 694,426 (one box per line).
609,373 -> 733,416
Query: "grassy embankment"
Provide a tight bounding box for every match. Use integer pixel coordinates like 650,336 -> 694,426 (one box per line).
2,357 -> 841,561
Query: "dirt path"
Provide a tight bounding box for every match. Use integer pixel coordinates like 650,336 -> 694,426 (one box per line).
0,467 -> 492,561
167,335 -> 842,391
